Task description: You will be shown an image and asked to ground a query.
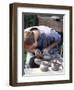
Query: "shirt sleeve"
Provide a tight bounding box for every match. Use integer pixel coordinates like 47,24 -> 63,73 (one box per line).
47,30 -> 61,44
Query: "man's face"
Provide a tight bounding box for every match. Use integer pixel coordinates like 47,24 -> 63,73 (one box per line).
24,44 -> 34,52
24,41 -> 38,52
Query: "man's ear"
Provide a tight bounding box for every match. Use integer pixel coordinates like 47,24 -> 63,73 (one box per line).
31,31 -> 33,34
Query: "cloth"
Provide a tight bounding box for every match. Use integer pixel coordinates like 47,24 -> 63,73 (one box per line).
24,25 -> 52,34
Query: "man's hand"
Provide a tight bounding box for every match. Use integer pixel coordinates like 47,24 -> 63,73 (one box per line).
35,49 -> 43,58
43,48 -> 49,55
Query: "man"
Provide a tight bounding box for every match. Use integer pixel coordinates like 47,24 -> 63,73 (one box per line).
24,26 -> 61,68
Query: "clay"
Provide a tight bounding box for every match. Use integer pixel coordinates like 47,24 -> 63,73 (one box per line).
40,61 -> 49,72
51,59 -> 63,71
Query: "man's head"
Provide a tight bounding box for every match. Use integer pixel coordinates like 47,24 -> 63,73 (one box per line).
24,27 -> 39,52
24,31 -> 35,52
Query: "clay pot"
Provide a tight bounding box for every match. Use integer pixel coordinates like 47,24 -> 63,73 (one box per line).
40,61 -> 49,72
51,59 -> 63,71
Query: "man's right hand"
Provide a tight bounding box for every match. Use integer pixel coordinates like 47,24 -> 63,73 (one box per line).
35,49 -> 43,58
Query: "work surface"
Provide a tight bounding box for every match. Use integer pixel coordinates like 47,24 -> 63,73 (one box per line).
24,68 -> 64,77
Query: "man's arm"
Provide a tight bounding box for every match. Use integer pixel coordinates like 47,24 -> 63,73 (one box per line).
47,42 -> 58,50
43,30 -> 61,53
